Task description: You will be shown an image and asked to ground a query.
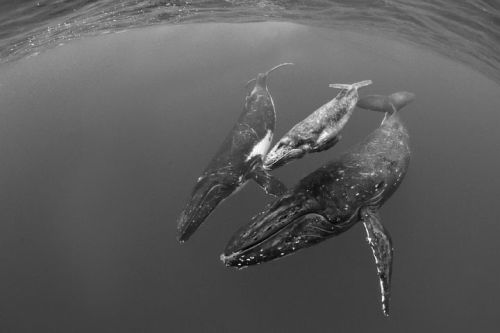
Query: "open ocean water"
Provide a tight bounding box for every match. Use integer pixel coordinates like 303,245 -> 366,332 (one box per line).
0,1 -> 499,332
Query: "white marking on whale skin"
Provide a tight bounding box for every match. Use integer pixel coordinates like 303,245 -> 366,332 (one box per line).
230,180 -> 248,197
246,130 -> 273,162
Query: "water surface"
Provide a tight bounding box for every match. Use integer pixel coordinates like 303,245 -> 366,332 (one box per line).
1,0 -> 500,82
0,21 -> 499,332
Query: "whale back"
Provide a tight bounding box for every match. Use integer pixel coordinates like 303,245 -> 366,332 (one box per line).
296,112 -> 410,212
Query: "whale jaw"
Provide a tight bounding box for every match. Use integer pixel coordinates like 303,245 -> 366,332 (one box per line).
263,141 -> 307,170
221,192 -> 357,268
177,175 -> 238,243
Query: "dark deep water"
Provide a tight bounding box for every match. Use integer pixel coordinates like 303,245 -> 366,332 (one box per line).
0,2 -> 500,333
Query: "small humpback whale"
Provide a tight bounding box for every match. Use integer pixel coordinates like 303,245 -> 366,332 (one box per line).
221,92 -> 415,316
263,80 -> 372,170
177,63 -> 293,243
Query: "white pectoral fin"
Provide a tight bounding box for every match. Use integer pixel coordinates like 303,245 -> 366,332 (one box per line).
361,206 -> 393,317
246,130 -> 273,162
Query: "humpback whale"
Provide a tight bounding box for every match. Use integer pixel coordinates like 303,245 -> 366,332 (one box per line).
221,92 -> 415,315
263,80 -> 372,170
177,63 -> 293,243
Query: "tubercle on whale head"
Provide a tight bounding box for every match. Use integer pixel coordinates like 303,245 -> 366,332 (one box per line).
263,142 -> 306,170
221,192 -> 349,268
263,132 -> 314,170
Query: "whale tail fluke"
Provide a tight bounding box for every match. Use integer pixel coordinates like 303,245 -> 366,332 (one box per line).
247,63 -> 294,89
357,91 -> 416,114
265,62 -> 294,76
388,91 -> 415,111
329,80 -> 373,91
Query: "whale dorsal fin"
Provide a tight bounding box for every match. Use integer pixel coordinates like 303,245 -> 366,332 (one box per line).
361,206 -> 393,317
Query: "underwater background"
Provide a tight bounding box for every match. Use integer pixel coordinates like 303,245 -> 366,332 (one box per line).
0,1 -> 499,332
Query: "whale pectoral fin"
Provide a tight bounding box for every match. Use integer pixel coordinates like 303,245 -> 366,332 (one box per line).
360,206 -> 393,317
310,135 -> 341,153
249,161 -> 287,197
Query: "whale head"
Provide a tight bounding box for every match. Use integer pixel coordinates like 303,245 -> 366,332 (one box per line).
221,192 -> 321,267
177,174 -> 238,242
263,137 -> 308,170
220,189 -> 357,268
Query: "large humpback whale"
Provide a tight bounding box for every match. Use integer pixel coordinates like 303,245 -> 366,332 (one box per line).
177,63 -> 293,242
263,80 -> 372,170
221,93 -> 414,315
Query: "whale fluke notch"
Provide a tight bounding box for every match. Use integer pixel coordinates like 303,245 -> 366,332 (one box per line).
329,80 -> 373,91
361,206 -> 393,317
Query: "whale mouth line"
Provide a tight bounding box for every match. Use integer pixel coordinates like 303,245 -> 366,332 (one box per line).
264,146 -> 303,169
222,209 -> 319,265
